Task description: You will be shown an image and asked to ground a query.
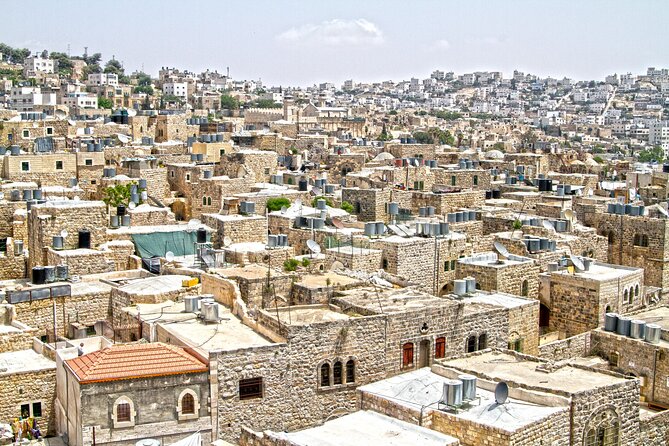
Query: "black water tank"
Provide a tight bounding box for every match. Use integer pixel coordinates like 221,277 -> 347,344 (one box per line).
485,191 -> 492,199
492,190 -> 501,199
298,179 -> 308,192
663,164 -> 669,173
78,230 -> 91,249
117,205 -> 126,216
196,228 -> 207,244
32,266 -> 46,285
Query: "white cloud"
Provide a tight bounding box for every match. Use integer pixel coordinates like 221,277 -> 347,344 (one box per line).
277,19 -> 384,46
431,39 -> 451,50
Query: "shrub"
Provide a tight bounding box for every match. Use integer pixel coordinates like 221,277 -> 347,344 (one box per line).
301,258 -> 311,267
340,201 -> 354,213
283,258 -> 299,272
266,197 -> 291,212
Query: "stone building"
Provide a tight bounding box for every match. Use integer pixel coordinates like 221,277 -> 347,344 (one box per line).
2,153 -> 77,186
539,261 -> 647,338
457,251 -> 540,299
218,149 -> 278,183
60,342 -> 211,446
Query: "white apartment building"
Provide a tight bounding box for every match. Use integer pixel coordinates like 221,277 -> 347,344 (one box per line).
22,56 -> 54,77
162,82 -> 188,98
61,92 -> 98,109
573,91 -> 589,103
10,86 -> 57,111
86,73 -> 119,87
648,121 -> 669,151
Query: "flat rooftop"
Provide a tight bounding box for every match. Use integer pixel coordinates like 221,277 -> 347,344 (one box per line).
551,261 -> 640,281
296,272 -> 361,289
443,351 -> 629,394
455,291 -> 536,309
359,368 -> 566,432
214,264 -> 287,281
335,287 -> 447,314
275,410 -> 459,446
117,274 -> 191,295
458,251 -> 533,267
628,307 -> 669,331
270,305 -> 352,326
123,300 -> 273,353
0,349 -> 55,374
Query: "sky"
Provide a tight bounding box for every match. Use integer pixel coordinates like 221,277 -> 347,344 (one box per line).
3,0 -> 668,87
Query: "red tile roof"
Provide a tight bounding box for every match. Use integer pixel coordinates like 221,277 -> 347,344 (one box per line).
65,343 -> 208,384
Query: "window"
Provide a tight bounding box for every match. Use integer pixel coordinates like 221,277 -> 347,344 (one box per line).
320,363 -> 331,387
450,260 -> 456,270
466,335 -> 477,353
220,149 -> 225,156
21,161 -> 30,172
170,170 -> 175,178
19,402 -> 40,418
186,174 -> 191,182
402,342 -> 414,367
346,360 -> 355,383
202,197 -> 207,206
521,280 -> 529,297
510,338 -> 523,352
633,234 -> 649,247
583,408 -> 620,446
435,337 -> 446,359
333,361 -> 343,385
478,333 -> 487,350
239,377 -> 263,400
85,159 -> 93,166
181,393 -> 195,415
623,289 -> 629,304
451,175 -> 456,186
264,168 -> 270,175
46,127 -> 53,135
473,175 -> 479,186
55,160 -> 63,170
444,261 -> 450,272
635,284 -> 640,297
117,403 -> 131,422
23,129 -> 30,138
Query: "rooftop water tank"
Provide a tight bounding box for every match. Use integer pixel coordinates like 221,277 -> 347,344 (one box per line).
645,324 -> 661,344
616,317 -> 631,337
459,374 -> 477,401
630,320 -> 646,339
444,380 -> 463,406
453,279 -> 467,296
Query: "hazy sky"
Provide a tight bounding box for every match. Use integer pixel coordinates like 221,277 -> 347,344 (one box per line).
4,0 -> 668,86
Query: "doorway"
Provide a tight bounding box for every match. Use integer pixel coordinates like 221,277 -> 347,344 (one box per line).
419,340 -> 430,367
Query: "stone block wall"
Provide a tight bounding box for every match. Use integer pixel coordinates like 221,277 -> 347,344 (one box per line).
0,368 -> 57,435
386,143 -> 436,160
341,188 -> 392,222
433,169 -> 491,191
46,248 -> 114,276
2,153 -> 77,186
202,214 -> 268,246
538,332 -> 590,361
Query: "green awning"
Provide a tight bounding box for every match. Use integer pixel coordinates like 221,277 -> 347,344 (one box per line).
131,231 -> 200,258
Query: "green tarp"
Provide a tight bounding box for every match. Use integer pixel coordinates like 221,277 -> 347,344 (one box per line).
131,231 -> 200,259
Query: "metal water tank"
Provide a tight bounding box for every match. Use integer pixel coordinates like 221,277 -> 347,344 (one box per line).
32,266 -> 46,285
459,374 -> 477,401
184,296 -> 201,313
312,218 -> 325,229
555,220 -> 567,232
604,313 -> 618,332
427,206 -> 436,217
630,320 -> 646,339
465,277 -> 476,293
33,189 -> 43,200
268,235 -> 278,248
616,317 -> 631,336
445,380 -> 463,406
440,222 -> 450,235
203,170 -> 213,179
453,279 -> 467,296
56,264 -> 69,281
388,202 -> 399,215
52,236 -> 64,249
44,266 -> 56,283
122,215 -> 131,227
197,228 -> 208,244
527,238 -> 540,253
539,238 -> 549,251
317,199 -> 327,210
447,213 -> 456,223
645,324 -> 661,344
201,301 -> 219,322
10,190 -> 21,201
138,179 -> 147,189
22,189 -> 32,201
418,207 -> 427,217
468,211 -> 476,221
376,222 -> 385,236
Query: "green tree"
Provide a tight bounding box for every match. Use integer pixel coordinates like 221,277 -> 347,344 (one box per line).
104,59 -> 124,75
220,94 -> 240,110
133,85 -> 154,95
135,72 -> 152,86
98,97 -> 113,109
50,52 -> 73,76
340,201 -> 354,213
102,184 -> 133,207
638,146 -> 665,163
412,131 -> 434,144
266,197 -> 291,211
252,99 -> 281,108
283,258 -> 299,272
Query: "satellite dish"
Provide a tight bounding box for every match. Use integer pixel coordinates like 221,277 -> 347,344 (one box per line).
117,134 -> 130,144
564,209 -> 575,222
542,220 -> 555,231
311,186 -> 321,196
60,230 -> 68,238
307,239 -> 321,254
494,382 -> 509,405
223,236 -> 232,247
570,254 -> 585,271
280,206 -> 287,214
126,108 -> 137,117
493,241 -> 510,258
331,217 -> 344,229
55,109 -> 67,120
128,202 -> 137,210
165,251 -> 175,261
330,261 -> 344,271
67,119 -> 76,126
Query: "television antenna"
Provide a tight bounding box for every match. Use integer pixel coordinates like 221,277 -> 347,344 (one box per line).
494,382 -> 509,405
493,241 -> 510,259
307,239 -> 321,255
570,254 -> 584,272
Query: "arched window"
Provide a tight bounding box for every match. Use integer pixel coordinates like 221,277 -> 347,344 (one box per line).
346,360 -> 355,383
202,197 -> 207,206
635,284 -> 639,297
320,363 -> 330,387
402,343 -> 414,367
521,280 -> 529,297
207,197 -> 212,206
177,389 -> 200,420
181,393 -> 195,415
623,289 -> 629,304
113,396 -> 135,428
435,337 -> 446,359
583,408 -> 620,446
451,176 -> 457,186
333,361 -> 343,385
473,175 -> 479,186
466,335 -> 477,353
478,333 -> 487,350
